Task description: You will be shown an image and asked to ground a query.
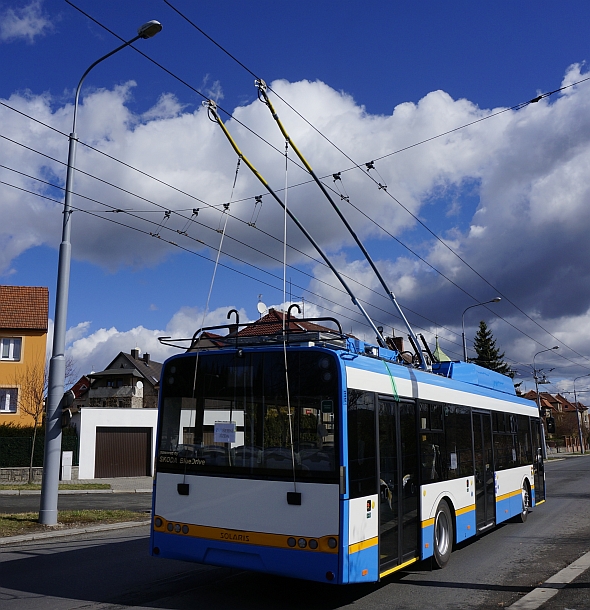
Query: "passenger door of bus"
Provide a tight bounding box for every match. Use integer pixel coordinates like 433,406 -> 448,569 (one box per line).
378,398 -> 419,571
531,419 -> 545,503
473,411 -> 495,531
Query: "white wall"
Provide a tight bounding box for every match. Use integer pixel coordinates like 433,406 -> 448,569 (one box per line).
78,407 -> 158,479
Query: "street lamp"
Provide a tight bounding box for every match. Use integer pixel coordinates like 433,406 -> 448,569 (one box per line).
461,297 -> 501,362
573,373 -> 589,455
532,346 -> 559,415
39,20 -> 162,526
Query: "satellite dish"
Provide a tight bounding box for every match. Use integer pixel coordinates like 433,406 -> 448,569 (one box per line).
257,301 -> 267,314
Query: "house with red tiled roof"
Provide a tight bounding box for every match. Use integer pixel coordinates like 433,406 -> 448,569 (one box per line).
234,308 -> 342,338
523,389 -> 589,451
0,285 -> 49,426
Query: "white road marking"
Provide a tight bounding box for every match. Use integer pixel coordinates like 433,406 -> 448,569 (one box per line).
507,549 -> 590,609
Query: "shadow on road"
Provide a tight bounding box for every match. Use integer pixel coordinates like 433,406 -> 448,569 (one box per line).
0,534 -> 389,609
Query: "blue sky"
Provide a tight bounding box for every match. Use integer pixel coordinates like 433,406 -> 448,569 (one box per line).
2,0 -> 590,396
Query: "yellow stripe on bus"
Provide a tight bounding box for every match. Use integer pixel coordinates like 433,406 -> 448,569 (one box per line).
349,536 -> 378,555
380,557 -> 419,578
153,516 -> 338,553
496,489 -> 521,503
421,504 -> 474,529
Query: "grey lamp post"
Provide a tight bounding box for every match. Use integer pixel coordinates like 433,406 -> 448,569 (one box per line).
573,374 -> 589,455
532,346 -> 559,415
532,346 -> 558,460
461,297 -> 501,362
39,20 -> 162,526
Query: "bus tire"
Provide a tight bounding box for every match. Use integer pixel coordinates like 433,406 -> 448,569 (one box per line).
433,500 -> 453,569
516,481 -> 531,523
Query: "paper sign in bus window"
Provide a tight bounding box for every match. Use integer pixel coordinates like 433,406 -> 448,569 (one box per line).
214,421 -> 236,443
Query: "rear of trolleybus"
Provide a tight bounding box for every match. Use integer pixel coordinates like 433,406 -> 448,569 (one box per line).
150,346 -> 344,583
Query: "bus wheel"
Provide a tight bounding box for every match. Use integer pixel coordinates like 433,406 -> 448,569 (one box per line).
517,482 -> 531,523
433,501 -> 453,569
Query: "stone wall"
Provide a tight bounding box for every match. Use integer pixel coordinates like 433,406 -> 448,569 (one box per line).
0,466 -> 79,483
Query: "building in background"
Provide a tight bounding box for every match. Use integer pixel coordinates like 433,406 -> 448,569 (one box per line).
70,349 -> 162,479
523,390 -> 589,452
0,285 -> 49,426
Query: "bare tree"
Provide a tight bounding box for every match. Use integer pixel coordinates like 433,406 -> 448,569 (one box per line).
13,356 -> 77,483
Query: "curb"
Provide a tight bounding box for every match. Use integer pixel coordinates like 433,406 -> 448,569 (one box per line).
0,489 -> 152,496
0,519 -> 151,546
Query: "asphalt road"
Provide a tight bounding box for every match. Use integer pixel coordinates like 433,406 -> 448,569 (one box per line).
1,456 -> 589,609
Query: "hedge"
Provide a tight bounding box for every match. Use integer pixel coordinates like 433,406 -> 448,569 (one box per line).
0,424 -> 79,468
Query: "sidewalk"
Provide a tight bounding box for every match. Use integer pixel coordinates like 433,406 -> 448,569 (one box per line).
0,476 -> 153,495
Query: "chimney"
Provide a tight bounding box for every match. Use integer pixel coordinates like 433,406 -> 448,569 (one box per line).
143,353 -> 150,365
131,348 -> 140,360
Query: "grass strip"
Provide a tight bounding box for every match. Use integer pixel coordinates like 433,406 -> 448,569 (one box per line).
0,510 -> 148,538
0,483 -> 111,491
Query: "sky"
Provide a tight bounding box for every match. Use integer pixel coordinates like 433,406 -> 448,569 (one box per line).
2,0 -> 590,398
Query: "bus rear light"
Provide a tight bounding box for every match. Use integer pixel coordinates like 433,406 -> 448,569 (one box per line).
328,537 -> 337,549
326,571 -> 335,581
298,538 -> 307,548
154,517 -> 163,528
287,537 -> 296,547
309,539 -> 318,550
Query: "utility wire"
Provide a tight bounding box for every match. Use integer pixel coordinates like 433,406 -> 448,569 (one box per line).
0,135 -> 448,332
0,104 -> 507,357
0,176 -> 446,339
0,169 -> 472,358
160,0 -> 590,365
19,2 -> 589,366
0,104 -> 491,349
0,166 -> 549,368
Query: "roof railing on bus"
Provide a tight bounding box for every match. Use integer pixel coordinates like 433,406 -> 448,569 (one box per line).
158,313 -> 346,351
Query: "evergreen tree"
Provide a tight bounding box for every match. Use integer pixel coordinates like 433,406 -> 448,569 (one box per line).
472,320 -> 512,377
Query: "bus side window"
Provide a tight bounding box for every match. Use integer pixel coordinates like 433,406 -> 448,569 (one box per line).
419,401 -> 447,483
347,390 -> 377,498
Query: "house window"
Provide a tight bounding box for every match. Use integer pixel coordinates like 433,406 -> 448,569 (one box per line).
0,388 -> 18,413
0,338 -> 22,361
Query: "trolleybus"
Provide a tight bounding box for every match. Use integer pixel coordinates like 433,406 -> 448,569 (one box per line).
150,313 -> 544,584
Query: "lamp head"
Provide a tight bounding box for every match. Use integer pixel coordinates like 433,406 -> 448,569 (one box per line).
491,297 -> 501,303
138,20 -> 162,39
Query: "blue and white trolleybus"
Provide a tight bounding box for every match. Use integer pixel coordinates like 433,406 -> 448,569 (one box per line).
150,313 -> 544,583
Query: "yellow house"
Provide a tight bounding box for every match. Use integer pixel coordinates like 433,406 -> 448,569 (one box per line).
0,285 -> 49,426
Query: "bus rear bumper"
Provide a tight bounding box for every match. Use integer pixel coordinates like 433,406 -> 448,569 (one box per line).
151,531 -> 341,583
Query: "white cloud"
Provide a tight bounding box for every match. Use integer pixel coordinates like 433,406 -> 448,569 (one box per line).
4,66 -> 590,375
0,0 -> 52,44
200,74 -> 224,102
64,305 -> 249,375
65,321 -> 91,344
141,93 -> 186,121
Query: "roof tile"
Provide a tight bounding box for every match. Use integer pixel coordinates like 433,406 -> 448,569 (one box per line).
0,285 -> 49,331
